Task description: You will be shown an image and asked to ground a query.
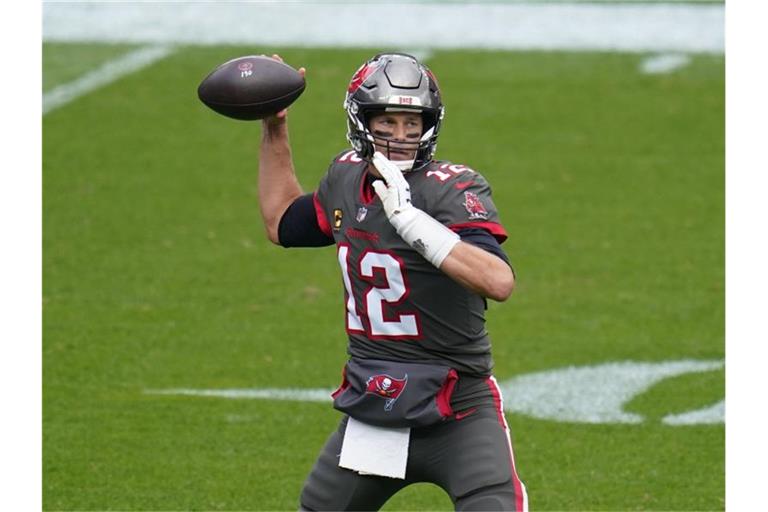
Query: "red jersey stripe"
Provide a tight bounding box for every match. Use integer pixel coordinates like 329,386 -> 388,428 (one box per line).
313,191 -> 333,237
449,221 -> 508,243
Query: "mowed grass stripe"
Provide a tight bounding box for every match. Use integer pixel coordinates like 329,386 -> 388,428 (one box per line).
43,45 -> 723,510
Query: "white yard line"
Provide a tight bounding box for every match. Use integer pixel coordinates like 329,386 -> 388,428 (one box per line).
43,3 -> 724,54
43,45 -> 175,115
640,53 -> 692,74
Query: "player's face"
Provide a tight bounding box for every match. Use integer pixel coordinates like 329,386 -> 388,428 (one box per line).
368,112 -> 423,163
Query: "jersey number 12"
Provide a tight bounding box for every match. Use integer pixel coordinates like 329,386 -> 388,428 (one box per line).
338,245 -> 421,339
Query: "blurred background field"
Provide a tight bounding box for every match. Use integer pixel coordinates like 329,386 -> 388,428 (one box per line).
43,2 -> 724,510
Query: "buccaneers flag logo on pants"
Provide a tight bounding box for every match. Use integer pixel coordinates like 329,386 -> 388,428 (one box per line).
365,374 -> 408,411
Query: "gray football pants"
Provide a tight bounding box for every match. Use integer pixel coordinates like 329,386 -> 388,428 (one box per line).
299,402 -> 528,511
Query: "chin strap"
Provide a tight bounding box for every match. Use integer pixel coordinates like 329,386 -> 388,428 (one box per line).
371,152 -> 459,268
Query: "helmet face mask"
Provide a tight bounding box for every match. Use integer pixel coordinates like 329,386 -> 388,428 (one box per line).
344,53 -> 445,172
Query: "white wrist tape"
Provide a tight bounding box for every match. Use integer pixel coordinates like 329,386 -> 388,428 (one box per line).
390,207 -> 460,268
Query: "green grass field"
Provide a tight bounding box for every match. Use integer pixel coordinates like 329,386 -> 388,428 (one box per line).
43,44 -> 724,510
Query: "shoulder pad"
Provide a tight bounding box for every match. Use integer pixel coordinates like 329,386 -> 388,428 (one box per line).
321,149 -> 366,187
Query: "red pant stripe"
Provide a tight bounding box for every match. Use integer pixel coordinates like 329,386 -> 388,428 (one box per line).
486,376 -> 528,512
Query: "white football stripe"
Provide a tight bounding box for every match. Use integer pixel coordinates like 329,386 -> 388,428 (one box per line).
43,45 -> 175,115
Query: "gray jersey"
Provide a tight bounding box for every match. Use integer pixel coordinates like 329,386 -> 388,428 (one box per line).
314,150 -> 508,375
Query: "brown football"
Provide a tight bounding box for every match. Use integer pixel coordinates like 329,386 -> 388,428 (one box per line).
197,55 -> 305,121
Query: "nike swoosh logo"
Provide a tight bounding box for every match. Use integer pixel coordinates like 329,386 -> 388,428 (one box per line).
454,181 -> 474,190
455,408 -> 478,421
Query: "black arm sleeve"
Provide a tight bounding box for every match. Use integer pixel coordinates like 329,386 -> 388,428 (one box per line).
277,193 -> 335,248
457,227 -> 514,274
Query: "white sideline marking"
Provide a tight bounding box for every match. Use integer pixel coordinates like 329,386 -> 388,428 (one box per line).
640,53 -> 691,74
43,3 -> 724,54
497,359 -> 724,424
146,359 -> 725,425
663,400 -> 725,425
43,45 -> 175,115
146,387 -> 333,402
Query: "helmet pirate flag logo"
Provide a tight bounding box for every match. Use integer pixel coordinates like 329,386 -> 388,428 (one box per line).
463,191 -> 489,220
365,374 -> 408,411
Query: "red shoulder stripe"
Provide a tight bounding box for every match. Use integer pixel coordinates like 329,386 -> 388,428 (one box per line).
449,221 -> 508,243
313,191 -> 332,237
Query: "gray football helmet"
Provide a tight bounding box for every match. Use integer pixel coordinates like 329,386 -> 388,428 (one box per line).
343,53 -> 445,172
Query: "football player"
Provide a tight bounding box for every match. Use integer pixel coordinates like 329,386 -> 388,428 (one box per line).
257,53 -> 528,511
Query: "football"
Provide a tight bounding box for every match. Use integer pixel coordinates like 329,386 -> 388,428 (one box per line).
197,55 -> 305,120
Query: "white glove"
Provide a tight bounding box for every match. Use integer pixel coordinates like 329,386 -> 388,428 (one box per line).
371,152 -> 460,268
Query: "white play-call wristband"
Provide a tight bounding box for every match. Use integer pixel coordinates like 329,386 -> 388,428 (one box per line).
390,207 -> 460,268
